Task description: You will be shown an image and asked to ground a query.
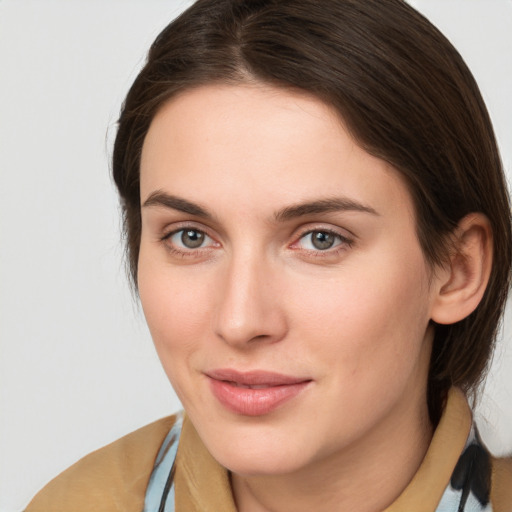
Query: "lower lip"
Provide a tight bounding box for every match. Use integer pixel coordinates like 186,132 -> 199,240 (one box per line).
208,378 -> 310,416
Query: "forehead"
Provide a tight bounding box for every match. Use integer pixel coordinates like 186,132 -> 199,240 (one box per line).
140,83 -> 414,222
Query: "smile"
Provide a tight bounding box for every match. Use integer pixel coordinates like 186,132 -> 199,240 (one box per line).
206,369 -> 312,416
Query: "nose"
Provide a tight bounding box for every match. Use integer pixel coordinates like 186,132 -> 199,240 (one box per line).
213,252 -> 288,348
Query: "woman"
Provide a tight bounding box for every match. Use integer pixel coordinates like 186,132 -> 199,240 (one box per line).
26,0 -> 512,511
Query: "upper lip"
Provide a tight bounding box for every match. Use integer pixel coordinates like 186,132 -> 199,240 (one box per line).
205,368 -> 311,386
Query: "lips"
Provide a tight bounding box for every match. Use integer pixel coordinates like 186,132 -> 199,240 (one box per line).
206,369 -> 312,416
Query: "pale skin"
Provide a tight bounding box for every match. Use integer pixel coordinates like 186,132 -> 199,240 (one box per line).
138,84 -> 492,512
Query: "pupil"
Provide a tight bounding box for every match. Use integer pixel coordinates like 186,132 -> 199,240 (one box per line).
312,231 -> 334,250
182,230 -> 204,248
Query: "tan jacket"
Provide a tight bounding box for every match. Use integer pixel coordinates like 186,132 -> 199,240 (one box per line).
26,389 -> 512,511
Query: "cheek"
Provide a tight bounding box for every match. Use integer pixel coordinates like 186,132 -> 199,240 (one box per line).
288,247 -> 433,385
138,266 -> 215,409
137,255 -> 213,366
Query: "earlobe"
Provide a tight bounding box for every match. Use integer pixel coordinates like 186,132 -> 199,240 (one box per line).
431,213 -> 493,325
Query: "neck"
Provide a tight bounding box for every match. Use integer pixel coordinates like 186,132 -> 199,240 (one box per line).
231,387 -> 433,512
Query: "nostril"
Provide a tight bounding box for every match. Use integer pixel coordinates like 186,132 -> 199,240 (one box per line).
250,334 -> 270,342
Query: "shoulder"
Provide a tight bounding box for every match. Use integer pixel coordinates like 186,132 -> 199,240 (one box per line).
25,415 -> 178,512
491,455 -> 512,512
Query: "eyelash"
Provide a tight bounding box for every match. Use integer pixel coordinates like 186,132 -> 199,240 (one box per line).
291,229 -> 354,256
160,226 -> 354,258
161,227 -> 218,258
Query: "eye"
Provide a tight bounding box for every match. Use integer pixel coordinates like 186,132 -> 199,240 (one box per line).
166,228 -> 215,250
296,230 -> 348,251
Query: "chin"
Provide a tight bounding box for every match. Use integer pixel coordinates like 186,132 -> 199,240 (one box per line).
198,419 -> 318,476
218,448 -> 310,477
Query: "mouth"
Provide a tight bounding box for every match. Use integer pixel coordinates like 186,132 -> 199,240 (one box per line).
205,369 -> 312,416
223,382 -> 279,389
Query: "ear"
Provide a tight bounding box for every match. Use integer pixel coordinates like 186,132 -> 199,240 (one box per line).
431,213 -> 493,325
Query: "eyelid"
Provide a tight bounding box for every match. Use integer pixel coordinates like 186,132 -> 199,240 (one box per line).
293,224 -> 354,242
289,225 -> 355,254
161,221 -> 217,241
160,222 -> 221,255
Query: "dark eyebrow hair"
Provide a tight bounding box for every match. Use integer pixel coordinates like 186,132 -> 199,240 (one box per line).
142,191 -> 212,219
274,197 -> 379,221
142,191 -> 378,222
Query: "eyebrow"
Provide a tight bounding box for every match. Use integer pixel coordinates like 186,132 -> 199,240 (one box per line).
274,197 -> 379,221
142,191 -> 213,219
142,191 -> 379,221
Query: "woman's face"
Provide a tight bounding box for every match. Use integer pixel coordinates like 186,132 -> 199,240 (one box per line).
138,84 -> 439,476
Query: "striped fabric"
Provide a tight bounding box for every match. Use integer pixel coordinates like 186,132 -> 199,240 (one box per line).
143,412 -> 183,512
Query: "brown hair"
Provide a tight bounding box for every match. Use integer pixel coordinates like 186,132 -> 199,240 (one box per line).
112,0 -> 512,424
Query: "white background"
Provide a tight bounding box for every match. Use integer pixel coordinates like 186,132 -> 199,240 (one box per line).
0,1 -> 511,511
